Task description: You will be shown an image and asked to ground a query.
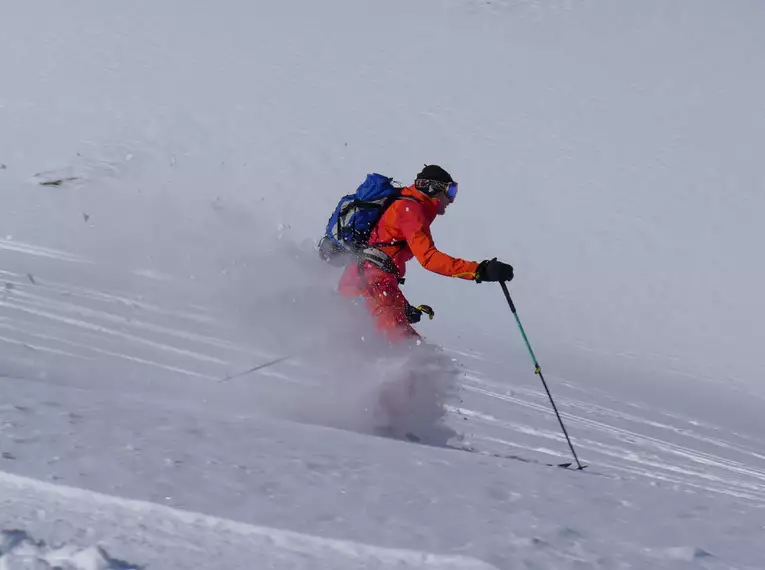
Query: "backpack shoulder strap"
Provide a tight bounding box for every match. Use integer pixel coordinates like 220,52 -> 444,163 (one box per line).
366,195 -> 421,250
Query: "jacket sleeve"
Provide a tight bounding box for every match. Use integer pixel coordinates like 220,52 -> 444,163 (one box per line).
398,205 -> 480,280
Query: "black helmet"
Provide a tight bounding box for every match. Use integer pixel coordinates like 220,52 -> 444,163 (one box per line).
416,164 -> 453,184
415,164 -> 456,198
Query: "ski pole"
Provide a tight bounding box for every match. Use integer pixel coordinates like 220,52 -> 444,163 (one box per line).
219,336 -> 332,383
219,354 -> 293,382
499,281 -> 585,470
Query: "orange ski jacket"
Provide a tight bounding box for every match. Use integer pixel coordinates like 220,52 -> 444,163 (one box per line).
338,185 -> 480,295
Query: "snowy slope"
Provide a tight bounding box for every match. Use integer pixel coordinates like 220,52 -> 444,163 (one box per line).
2,0 -> 765,569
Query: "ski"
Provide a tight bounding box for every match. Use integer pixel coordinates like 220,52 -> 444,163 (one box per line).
375,429 -> 586,471
450,445 -> 582,470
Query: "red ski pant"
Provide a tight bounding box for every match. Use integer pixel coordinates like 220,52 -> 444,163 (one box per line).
363,278 -> 420,342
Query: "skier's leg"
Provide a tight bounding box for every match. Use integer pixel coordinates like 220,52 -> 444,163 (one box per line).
360,279 -> 421,428
364,279 -> 420,342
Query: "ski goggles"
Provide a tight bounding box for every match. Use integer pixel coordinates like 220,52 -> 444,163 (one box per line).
445,181 -> 458,202
415,179 -> 459,203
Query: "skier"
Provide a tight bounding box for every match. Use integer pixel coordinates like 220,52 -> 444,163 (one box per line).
337,165 -> 515,342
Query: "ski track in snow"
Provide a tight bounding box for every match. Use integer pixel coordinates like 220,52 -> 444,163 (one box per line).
0,240 -> 91,264
0,260 -> 276,384
457,374 -> 765,503
2,241 -> 764,569
2,239 -> 764,511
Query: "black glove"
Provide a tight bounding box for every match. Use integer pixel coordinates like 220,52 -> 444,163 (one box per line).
475,258 -> 514,283
404,303 -> 435,324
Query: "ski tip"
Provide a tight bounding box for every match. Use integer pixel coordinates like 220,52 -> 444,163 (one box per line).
557,462 -> 588,471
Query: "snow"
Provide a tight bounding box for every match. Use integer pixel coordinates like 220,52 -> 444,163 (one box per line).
1,0 -> 765,569
0,470 -> 492,570
0,529 -> 137,570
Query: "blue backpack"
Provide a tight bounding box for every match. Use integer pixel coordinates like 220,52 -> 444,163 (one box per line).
318,173 -> 404,269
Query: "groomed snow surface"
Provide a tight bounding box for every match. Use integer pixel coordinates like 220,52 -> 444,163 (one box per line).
2,0 -> 765,569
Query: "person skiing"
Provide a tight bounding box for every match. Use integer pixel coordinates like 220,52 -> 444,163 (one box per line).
337,165 -> 515,341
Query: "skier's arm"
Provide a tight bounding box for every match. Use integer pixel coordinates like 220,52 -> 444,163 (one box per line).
399,211 -> 479,280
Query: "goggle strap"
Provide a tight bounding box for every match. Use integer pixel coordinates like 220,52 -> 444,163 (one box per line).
415,178 -> 450,194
